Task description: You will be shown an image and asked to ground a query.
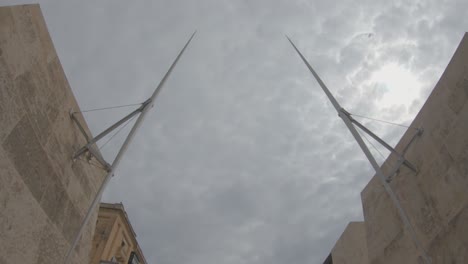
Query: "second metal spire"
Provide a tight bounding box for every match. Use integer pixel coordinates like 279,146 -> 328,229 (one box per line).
286,36 -> 431,264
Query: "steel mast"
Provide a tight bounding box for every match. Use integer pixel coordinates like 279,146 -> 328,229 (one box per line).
64,31 -> 196,263
286,36 -> 431,264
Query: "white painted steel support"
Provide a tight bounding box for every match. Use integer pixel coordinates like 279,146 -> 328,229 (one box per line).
70,110 -> 112,171
347,113 -> 418,173
287,36 -> 431,264
64,31 -> 196,263
72,101 -> 149,159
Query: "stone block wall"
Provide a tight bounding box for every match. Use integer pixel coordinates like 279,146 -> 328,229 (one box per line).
361,32 -> 468,264
330,222 -> 369,264
0,4 -> 106,264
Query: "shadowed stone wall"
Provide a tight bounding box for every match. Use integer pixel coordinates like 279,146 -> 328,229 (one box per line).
361,32 -> 468,264
0,4 -> 106,264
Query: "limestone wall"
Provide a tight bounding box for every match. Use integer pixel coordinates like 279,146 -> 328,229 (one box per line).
331,222 -> 369,264
361,33 -> 468,264
0,4 -> 106,263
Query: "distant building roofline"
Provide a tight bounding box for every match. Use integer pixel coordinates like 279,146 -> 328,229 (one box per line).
99,202 -> 148,264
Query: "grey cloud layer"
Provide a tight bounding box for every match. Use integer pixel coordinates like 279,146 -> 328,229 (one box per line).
3,0 -> 468,263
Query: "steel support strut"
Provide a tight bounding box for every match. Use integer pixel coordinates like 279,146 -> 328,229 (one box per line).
64,31 -> 196,264
72,100 -> 149,160
343,110 -> 419,173
287,36 -> 431,264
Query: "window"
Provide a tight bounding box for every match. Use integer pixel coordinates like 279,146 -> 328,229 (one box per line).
127,252 -> 141,264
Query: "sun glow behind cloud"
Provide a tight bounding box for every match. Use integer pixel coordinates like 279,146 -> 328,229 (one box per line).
370,63 -> 422,107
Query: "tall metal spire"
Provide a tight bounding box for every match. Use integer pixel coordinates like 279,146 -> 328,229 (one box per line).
286,36 -> 431,264
64,31 -> 197,264
286,36 -> 341,112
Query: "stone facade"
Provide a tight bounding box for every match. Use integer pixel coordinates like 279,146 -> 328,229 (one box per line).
329,222 -> 369,264
0,4 -> 106,264
325,33 -> 468,264
361,32 -> 468,264
90,203 -> 147,264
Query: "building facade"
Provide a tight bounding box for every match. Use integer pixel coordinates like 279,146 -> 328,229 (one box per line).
324,32 -> 468,263
324,222 -> 369,264
90,203 -> 147,264
0,4 -> 106,264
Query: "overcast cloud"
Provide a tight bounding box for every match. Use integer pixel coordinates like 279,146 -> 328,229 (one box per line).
3,0 -> 468,263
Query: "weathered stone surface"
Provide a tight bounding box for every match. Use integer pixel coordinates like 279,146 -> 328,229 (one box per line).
445,101 -> 468,160
331,222 -> 369,264
2,115 -> 55,202
428,204 -> 468,263
360,33 -> 468,264
361,176 -> 403,262
390,166 -> 443,248
0,146 -> 48,263
369,230 -> 420,264
36,219 -> 70,264
62,202 -> 84,244
0,145 -> 16,210
0,4 -> 106,264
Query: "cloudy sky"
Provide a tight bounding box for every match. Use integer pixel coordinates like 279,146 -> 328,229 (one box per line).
4,0 -> 468,263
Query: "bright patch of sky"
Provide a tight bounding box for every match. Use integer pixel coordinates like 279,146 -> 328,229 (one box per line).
370,63 -> 422,107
